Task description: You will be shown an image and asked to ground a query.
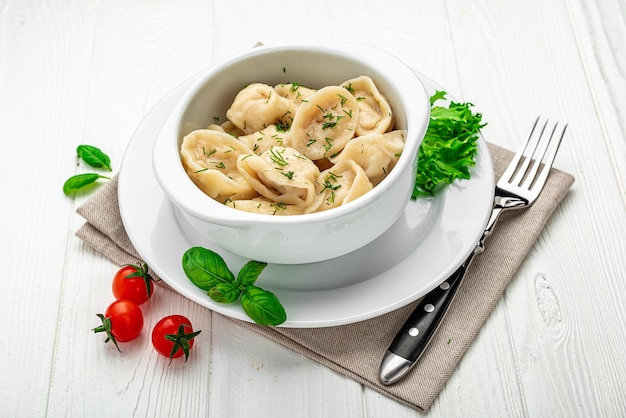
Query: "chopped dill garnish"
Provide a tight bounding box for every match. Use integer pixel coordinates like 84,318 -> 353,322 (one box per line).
269,147 -> 288,167
321,171 -> 342,204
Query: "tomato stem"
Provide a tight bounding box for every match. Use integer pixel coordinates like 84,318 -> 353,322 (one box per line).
164,324 -> 201,364
123,262 -> 153,299
92,314 -> 121,352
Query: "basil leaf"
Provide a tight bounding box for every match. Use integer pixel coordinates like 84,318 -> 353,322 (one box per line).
182,247 -> 235,290
181,246 -> 287,326
62,173 -> 109,195
77,145 -> 112,171
236,260 -> 267,287
208,282 -> 241,304
241,286 -> 286,326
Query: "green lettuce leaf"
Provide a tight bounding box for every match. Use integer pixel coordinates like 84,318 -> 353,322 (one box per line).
412,91 -> 486,199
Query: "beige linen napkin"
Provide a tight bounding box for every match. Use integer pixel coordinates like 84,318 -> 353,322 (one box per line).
76,142 -> 574,412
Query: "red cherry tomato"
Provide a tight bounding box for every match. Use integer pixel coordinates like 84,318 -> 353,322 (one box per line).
151,315 -> 201,362
93,299 -> 144,350
112,263 -> 154,305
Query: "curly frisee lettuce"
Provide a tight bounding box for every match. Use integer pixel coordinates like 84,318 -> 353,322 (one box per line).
412,90 -> 486,199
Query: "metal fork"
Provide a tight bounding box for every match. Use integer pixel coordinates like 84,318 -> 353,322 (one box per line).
379,116 -> 568,385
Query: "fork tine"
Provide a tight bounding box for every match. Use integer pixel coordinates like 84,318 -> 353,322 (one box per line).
521,119 -> 556,189
511,117 -> 548,186
527,121 -> 567,193
500,116 -> 541,184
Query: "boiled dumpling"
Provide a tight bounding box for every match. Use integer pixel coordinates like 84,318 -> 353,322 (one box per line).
237,124 -> 289,155
226,83 -> 295,134
331,130 -> 405,185
313,160 -> 373,212
274,82 -> 316,108
289,86 -> 360,160
220,120 -> 245,137
237,146 -> 320,209
341,76 -> 393,136
180,129 -> 257,202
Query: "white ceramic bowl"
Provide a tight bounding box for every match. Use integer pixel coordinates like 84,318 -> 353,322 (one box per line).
153,44 -> 430,264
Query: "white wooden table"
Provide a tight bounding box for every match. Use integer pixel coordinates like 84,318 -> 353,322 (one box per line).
2,1 -> 626,416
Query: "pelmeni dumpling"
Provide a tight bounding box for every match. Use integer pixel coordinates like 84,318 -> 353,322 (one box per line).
180,129 -> 257,202
341,76 -> 393,136
331,130 -> 405,186
206,123 -> 225,132
206,121 -> 245,137
237,124 -> 289,155
226,83 -> 295,134
225,197 -> 305,216
220,120 -> 244,137
313,160 -> 373,212
274,82 -> 316,108
237,146 -> 320,209
289,86 -> 360,160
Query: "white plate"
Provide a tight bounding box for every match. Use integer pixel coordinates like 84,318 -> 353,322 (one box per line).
118,73 -> 494,328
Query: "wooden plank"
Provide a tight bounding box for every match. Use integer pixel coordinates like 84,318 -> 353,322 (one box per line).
0,1 -> 97,415
447,0 -> 626,416
45,1 -> 215,416
209,316 -> 364,417
566,0 -> 626,204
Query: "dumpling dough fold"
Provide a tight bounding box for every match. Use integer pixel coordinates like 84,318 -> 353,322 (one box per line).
313,160 -> 373,212
289,86 -> 360,160
274,82 -> 316,108
341,76 -> 394,136
180,129 -> 257,202
226,83 -> 295,134
331,130 -> 405,186
237,146 -> 320,209
237,124 -> 289,155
